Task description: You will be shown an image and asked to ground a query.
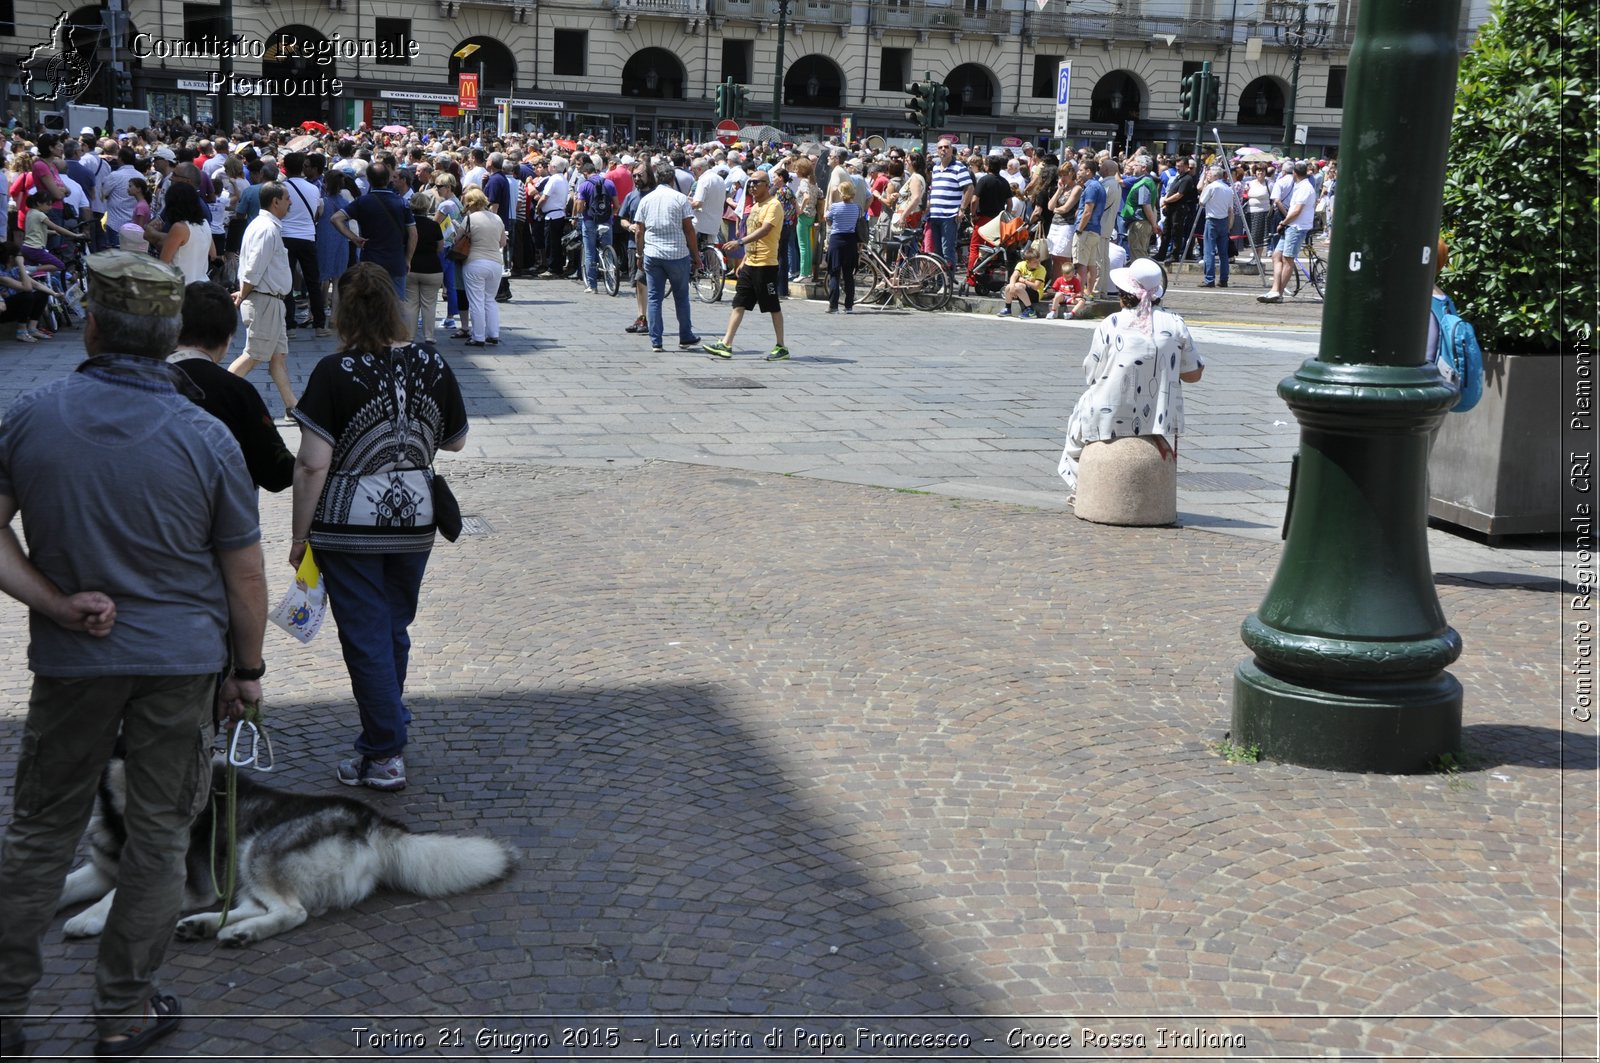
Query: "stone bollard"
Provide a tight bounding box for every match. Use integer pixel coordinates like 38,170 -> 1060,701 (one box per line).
1073,436 -> 1178,526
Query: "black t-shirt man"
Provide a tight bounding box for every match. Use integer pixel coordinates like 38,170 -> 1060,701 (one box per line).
974,172 -> 1012,218
168,351 -> 295,492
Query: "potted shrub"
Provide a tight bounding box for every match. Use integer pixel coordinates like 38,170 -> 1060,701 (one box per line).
1428,0 -> 1597,538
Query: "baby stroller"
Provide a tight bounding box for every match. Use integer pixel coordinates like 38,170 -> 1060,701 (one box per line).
963,210 -> 1033,296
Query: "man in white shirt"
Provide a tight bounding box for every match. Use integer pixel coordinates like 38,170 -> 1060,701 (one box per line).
723,151 -> 749,231
201,138 -> 229,181
689,158 -> 727,252
462,147 -> 488,190
1261,162 -> 1317,303
228,183 -> 298,420
97,147 -> 142,245
1197,165 -> 1237,287
279,152 -> 328,336
634,161 -> 703,352
536,157 -> 571,276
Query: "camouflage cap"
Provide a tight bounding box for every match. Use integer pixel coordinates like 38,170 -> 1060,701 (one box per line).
86,251 -> 185,317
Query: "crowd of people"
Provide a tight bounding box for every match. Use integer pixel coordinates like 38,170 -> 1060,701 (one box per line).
0,118 -> 1337,360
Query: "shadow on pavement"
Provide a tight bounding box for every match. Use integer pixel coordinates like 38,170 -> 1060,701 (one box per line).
13,685 -> 1015,1059
1460,723 -> 1600,771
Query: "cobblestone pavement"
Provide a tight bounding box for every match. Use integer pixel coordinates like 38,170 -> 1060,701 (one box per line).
0,277 -> 1590,1060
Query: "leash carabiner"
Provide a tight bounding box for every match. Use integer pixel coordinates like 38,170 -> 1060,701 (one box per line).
226,706 -> 274,772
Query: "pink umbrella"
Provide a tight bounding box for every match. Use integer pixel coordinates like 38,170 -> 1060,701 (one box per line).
381,124 -> 408,135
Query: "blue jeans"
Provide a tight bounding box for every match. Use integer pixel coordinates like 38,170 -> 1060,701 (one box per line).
580,216 -> 601,289
439,253 -> 461,316
929,215 -> 960,271
1203,215 -> 1231,285
644,254 -> 694,348
317,549 -> 430,758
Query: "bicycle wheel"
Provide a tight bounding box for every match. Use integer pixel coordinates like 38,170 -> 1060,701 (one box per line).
599,247 -> 620,296
693,254 -> 724,302
896,254 -> 952,311
857,256 -> 892,305
1307,254 -> 1326,300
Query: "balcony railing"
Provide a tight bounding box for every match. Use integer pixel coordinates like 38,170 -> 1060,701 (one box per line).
614,0 -> 709,15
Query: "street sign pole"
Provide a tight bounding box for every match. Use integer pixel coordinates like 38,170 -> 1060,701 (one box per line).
1053,60 -> 1072,154
1232,0 -> 1465,773
772,0 -> 790,130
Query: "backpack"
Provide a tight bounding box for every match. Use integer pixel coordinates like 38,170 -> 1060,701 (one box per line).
1430,293 -> 1484,414
583,177 -> 613,221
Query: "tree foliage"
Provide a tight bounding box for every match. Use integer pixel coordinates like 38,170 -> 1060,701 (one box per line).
1441,0 -> 1596,353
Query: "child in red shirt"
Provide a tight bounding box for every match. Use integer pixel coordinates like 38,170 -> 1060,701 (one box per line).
1045,271 -> 1086,319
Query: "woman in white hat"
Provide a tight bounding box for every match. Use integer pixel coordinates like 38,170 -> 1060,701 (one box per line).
1057,257 -> 1205,494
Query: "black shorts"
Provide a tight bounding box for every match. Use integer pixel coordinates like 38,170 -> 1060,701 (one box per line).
731,264 -> 782,314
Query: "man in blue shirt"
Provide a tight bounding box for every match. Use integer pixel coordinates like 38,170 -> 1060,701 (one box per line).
330,162 -> 416,297
1073,162 -> 1108,298
574,159 -> 616,295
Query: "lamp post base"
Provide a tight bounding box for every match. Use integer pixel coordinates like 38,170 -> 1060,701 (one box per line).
1233,660 -> 1462,774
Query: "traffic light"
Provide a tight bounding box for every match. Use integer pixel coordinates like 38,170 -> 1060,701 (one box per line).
715,80 -> 728,121
903,81 -> 929,127
732,83 -> 749,119
929,82 -> 950,128
1201,73 -> 1220,123
1178,72 -> 1199,122
114,70 -> 133,108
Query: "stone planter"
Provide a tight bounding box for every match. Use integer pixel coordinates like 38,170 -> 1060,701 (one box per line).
1428,351 -> 1573,540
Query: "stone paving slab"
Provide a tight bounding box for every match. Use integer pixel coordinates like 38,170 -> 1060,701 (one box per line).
0,461 -> 1591,1060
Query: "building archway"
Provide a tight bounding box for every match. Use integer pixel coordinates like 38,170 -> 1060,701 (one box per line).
263,24 -> 333,126
1237,76 -> 1287,127
447,36 -> 517,104
1088,70 -> 1142,126
943,63 -> 997,117
620,47 -> 686,99
783,54 -> 844,109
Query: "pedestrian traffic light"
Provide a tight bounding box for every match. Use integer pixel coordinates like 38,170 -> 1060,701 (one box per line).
732,83 -> 749,119
929,82 -> 950,128
1201,73 -> 1220,123
904,81 -> 929,127
1178,72 -> 1199,122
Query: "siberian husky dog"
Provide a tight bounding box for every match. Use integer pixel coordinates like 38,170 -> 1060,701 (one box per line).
57,758 -> 518,947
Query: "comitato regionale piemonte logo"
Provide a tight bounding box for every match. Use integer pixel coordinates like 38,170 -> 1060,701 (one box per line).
22,13 -> 97,103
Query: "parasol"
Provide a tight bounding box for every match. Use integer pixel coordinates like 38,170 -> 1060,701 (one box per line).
737,125 -> 789,145
381,124 -> 407,135
554,138 -> 578,151
1234,147 -> 1279,162
286,134 -> 318,152
300,120 -> 330,133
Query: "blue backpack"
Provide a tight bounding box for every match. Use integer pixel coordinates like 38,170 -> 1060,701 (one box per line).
1430,293 -> 1484,414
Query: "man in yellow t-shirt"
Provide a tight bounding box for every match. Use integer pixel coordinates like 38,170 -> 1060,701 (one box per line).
703,169 -> 789,361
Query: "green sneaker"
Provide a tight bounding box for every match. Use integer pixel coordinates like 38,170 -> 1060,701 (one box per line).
765,345 -> 790,361
703,340 -> 734,359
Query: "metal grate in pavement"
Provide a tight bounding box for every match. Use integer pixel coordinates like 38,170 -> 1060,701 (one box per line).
458,515 -> 495,537
1183,472 -> 1280,491
682,377 -> 767,389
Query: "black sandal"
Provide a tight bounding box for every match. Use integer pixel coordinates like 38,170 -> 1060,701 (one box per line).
450,329 -> 472,339
94,993 -> 181,1058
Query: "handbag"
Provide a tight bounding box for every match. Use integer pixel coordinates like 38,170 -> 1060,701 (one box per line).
431,471 -> 462,542
446,214 -> 472,265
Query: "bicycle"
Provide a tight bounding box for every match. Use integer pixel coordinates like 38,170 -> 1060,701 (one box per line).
692,235 -> 726,303
596,224 -> 620,296
854,235 -> 951,312
1286,228 -> 1326,300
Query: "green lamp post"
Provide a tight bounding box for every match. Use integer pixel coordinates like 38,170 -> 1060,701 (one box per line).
1232,0 -> 1466,773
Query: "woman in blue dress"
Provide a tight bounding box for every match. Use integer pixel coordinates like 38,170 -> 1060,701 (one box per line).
315,170 -> 354,327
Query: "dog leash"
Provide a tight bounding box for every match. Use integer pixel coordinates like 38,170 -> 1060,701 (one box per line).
210,700 -> 273,929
